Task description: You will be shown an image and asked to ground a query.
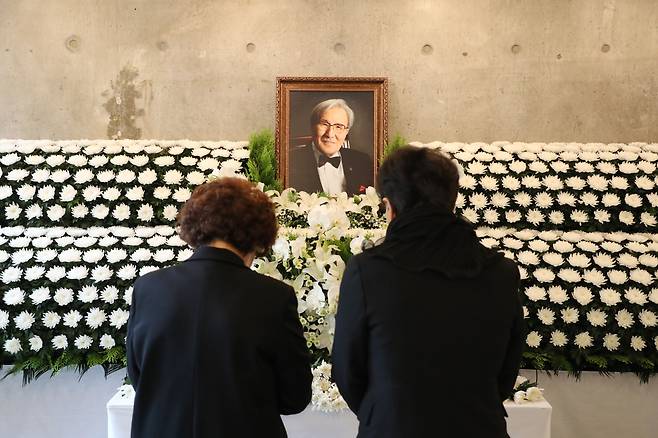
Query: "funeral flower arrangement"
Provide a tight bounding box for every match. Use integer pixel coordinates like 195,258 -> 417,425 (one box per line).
0,139 -> 657,411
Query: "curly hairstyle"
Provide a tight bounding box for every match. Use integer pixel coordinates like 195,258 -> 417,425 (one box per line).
376,146 -> 459,214
177,177 -> 278,255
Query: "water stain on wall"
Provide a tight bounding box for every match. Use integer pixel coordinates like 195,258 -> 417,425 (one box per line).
101,65 -> 146,139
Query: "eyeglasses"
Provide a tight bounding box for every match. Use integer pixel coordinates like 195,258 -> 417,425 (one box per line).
318,120 -> 349,132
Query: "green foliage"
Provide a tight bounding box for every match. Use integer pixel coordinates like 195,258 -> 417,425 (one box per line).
247,130 -> 282,191
383,133 -> 407,158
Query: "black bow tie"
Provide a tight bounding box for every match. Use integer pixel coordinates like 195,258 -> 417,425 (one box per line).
318,155 -> 341,168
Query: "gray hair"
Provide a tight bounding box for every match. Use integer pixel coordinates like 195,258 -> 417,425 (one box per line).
310,99 -> 355,128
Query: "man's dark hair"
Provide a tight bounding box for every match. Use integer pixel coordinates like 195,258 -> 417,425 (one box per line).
376,146 -> 459,214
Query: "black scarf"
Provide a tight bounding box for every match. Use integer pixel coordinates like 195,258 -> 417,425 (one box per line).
372,205 -> 503,279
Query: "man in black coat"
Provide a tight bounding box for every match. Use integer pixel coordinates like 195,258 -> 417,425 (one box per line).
288,98 -> 373,196
127,178 -> 312,438
332,146 -> 525,438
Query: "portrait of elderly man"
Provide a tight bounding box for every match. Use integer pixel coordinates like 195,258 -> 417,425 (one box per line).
289,98 -> 373,196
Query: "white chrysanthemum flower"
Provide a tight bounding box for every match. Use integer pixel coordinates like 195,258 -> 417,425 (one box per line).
0,310 -> 10,329
111,204 -> 130,221
140,266 -> 159,276
469,193 -> 489,210
88,155 -> 109,167
534,193 -> 553,209
186,171 -> 206,185
593,210 -> 610,224
177,249 -> 194,262
7,168 -> 30,181
138,169 -> 158,185
160,204 -> 178,221
91,205 -> 110,219
35,249 -> 57,263
511,192 -> 531,207
540,176 -> 562,192
42,311 -> 61,329
630,336 -> 646,352
610,176 -> 629,190
575,161 -> 595,172
509,160 -> 527,173
572,286 -> 593,305
4,338 -> 22,354
561,307 -> 579,324
74,335 -> 93,350
147,235 -> 168,247
583,268 -> 607,287
461,208 -> 478,223
58,248 -> 81,263
0,152 -> 20,165
482,209 -> 499,224
479,176 -> 498,191
528,240 -> 550,253
565,176 -> 586,190
10,249 -> 33,265
601,241 -> 623,253
521,176 -> 541,189
586,174 -> 608,191
474,152 -> 493,162
59,184 -> 77,202
616,309 -> 634,328
106,248 -> 128,264
52,335 -> 68,350
28,287 -> 50,305
82,249 -> 105,264
100,334 -> 116,349
624,193 -> 643,208
635,175 -> 655,190
639,254 -> 658,268
115,169 -> 135,184
153,186 -> 172,200
629,269 -> 653,286
109,308 -> 130,328
103,187 -> 121,201
73,168 -> 95,184
542,252 -> 563,267
526,331 -> 542,348
505,210 -> 521,223
63,310 -> 82,328
110,155 -> 130,166
131,248 -> 153,262
24,204 -> 43,219
556,192 -> 577,206
200,157 -> 224,172
100,286 -> 119,304
586,309 -> 607,327
517,251 -> 540,266
640,212 -> 657,227
618,161 -> 638,174
137,204 -> 154,222
547,286 -> 568,304
606,270 -> 628,285
125,186 -> 145,201
550,330 -> 568,347
637,160 -> 656,172
154,155 -> 175,166
524,286 -> 546,301
0,185 -> 13,199
2,266 -> 23,283
602,333 -> 620,351
32,167 -> 52,182
180,156 -> 198,166
625,287 -> 648,305
528,161 -> 549,173
639,310 -> 658,327
66,266 -> 89,280
580,192 -> 599,207
599,289 -> 622,306
570,210 -> 589,225
91,265 -> 113,283
466,161 -> 486,175
533,268 -> 555,283
486,194 -> 508,209
130,155 -> 150,166
46,205 -> 66,221
16,184 -> 36,201
500,176 -> 520,191
153,249 -> 175,263
526,209 -> 544,225
164,169 -> 184,185
28,335 -> 43,352
566,253 -> 590,268
96,170 -> 115,183
574,332 -> 593,349
488,162 -> 507,174
173,188 -> 192,203
78,285 -> 99,303
53,288 -> 74,306
82,185 -> 102,202
5,202 -> 22,220
14,311 -> 35,330
85,308 -> 106,329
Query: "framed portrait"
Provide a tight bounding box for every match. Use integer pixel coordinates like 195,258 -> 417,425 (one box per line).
276,77 -> 388,196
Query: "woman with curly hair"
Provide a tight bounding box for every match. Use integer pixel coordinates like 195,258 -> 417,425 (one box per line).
127,177 -> 311,438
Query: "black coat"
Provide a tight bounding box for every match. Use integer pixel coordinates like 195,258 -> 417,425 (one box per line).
332,207 -> 525,438
289,145 -> 373,196
126,246 -> 312,438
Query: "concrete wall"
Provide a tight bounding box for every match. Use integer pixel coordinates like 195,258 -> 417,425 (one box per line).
1,0 -> 657,143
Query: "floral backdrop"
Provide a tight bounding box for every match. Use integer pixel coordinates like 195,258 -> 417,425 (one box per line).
1,139 -> 657,409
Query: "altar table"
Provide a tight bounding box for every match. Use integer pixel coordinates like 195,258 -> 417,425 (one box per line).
107,388 -> 551,438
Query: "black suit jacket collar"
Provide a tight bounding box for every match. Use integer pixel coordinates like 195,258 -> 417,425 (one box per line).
188,245 -> 246,268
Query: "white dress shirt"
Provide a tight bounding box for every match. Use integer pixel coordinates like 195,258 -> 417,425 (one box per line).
313,143 -> 346,195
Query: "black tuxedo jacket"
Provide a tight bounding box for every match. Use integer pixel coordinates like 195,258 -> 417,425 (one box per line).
289,145 -> 373,195
126,246 -> 312,438
332,212 -> 524,438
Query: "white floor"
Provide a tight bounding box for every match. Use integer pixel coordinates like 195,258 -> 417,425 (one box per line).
0,367 -> 657,438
